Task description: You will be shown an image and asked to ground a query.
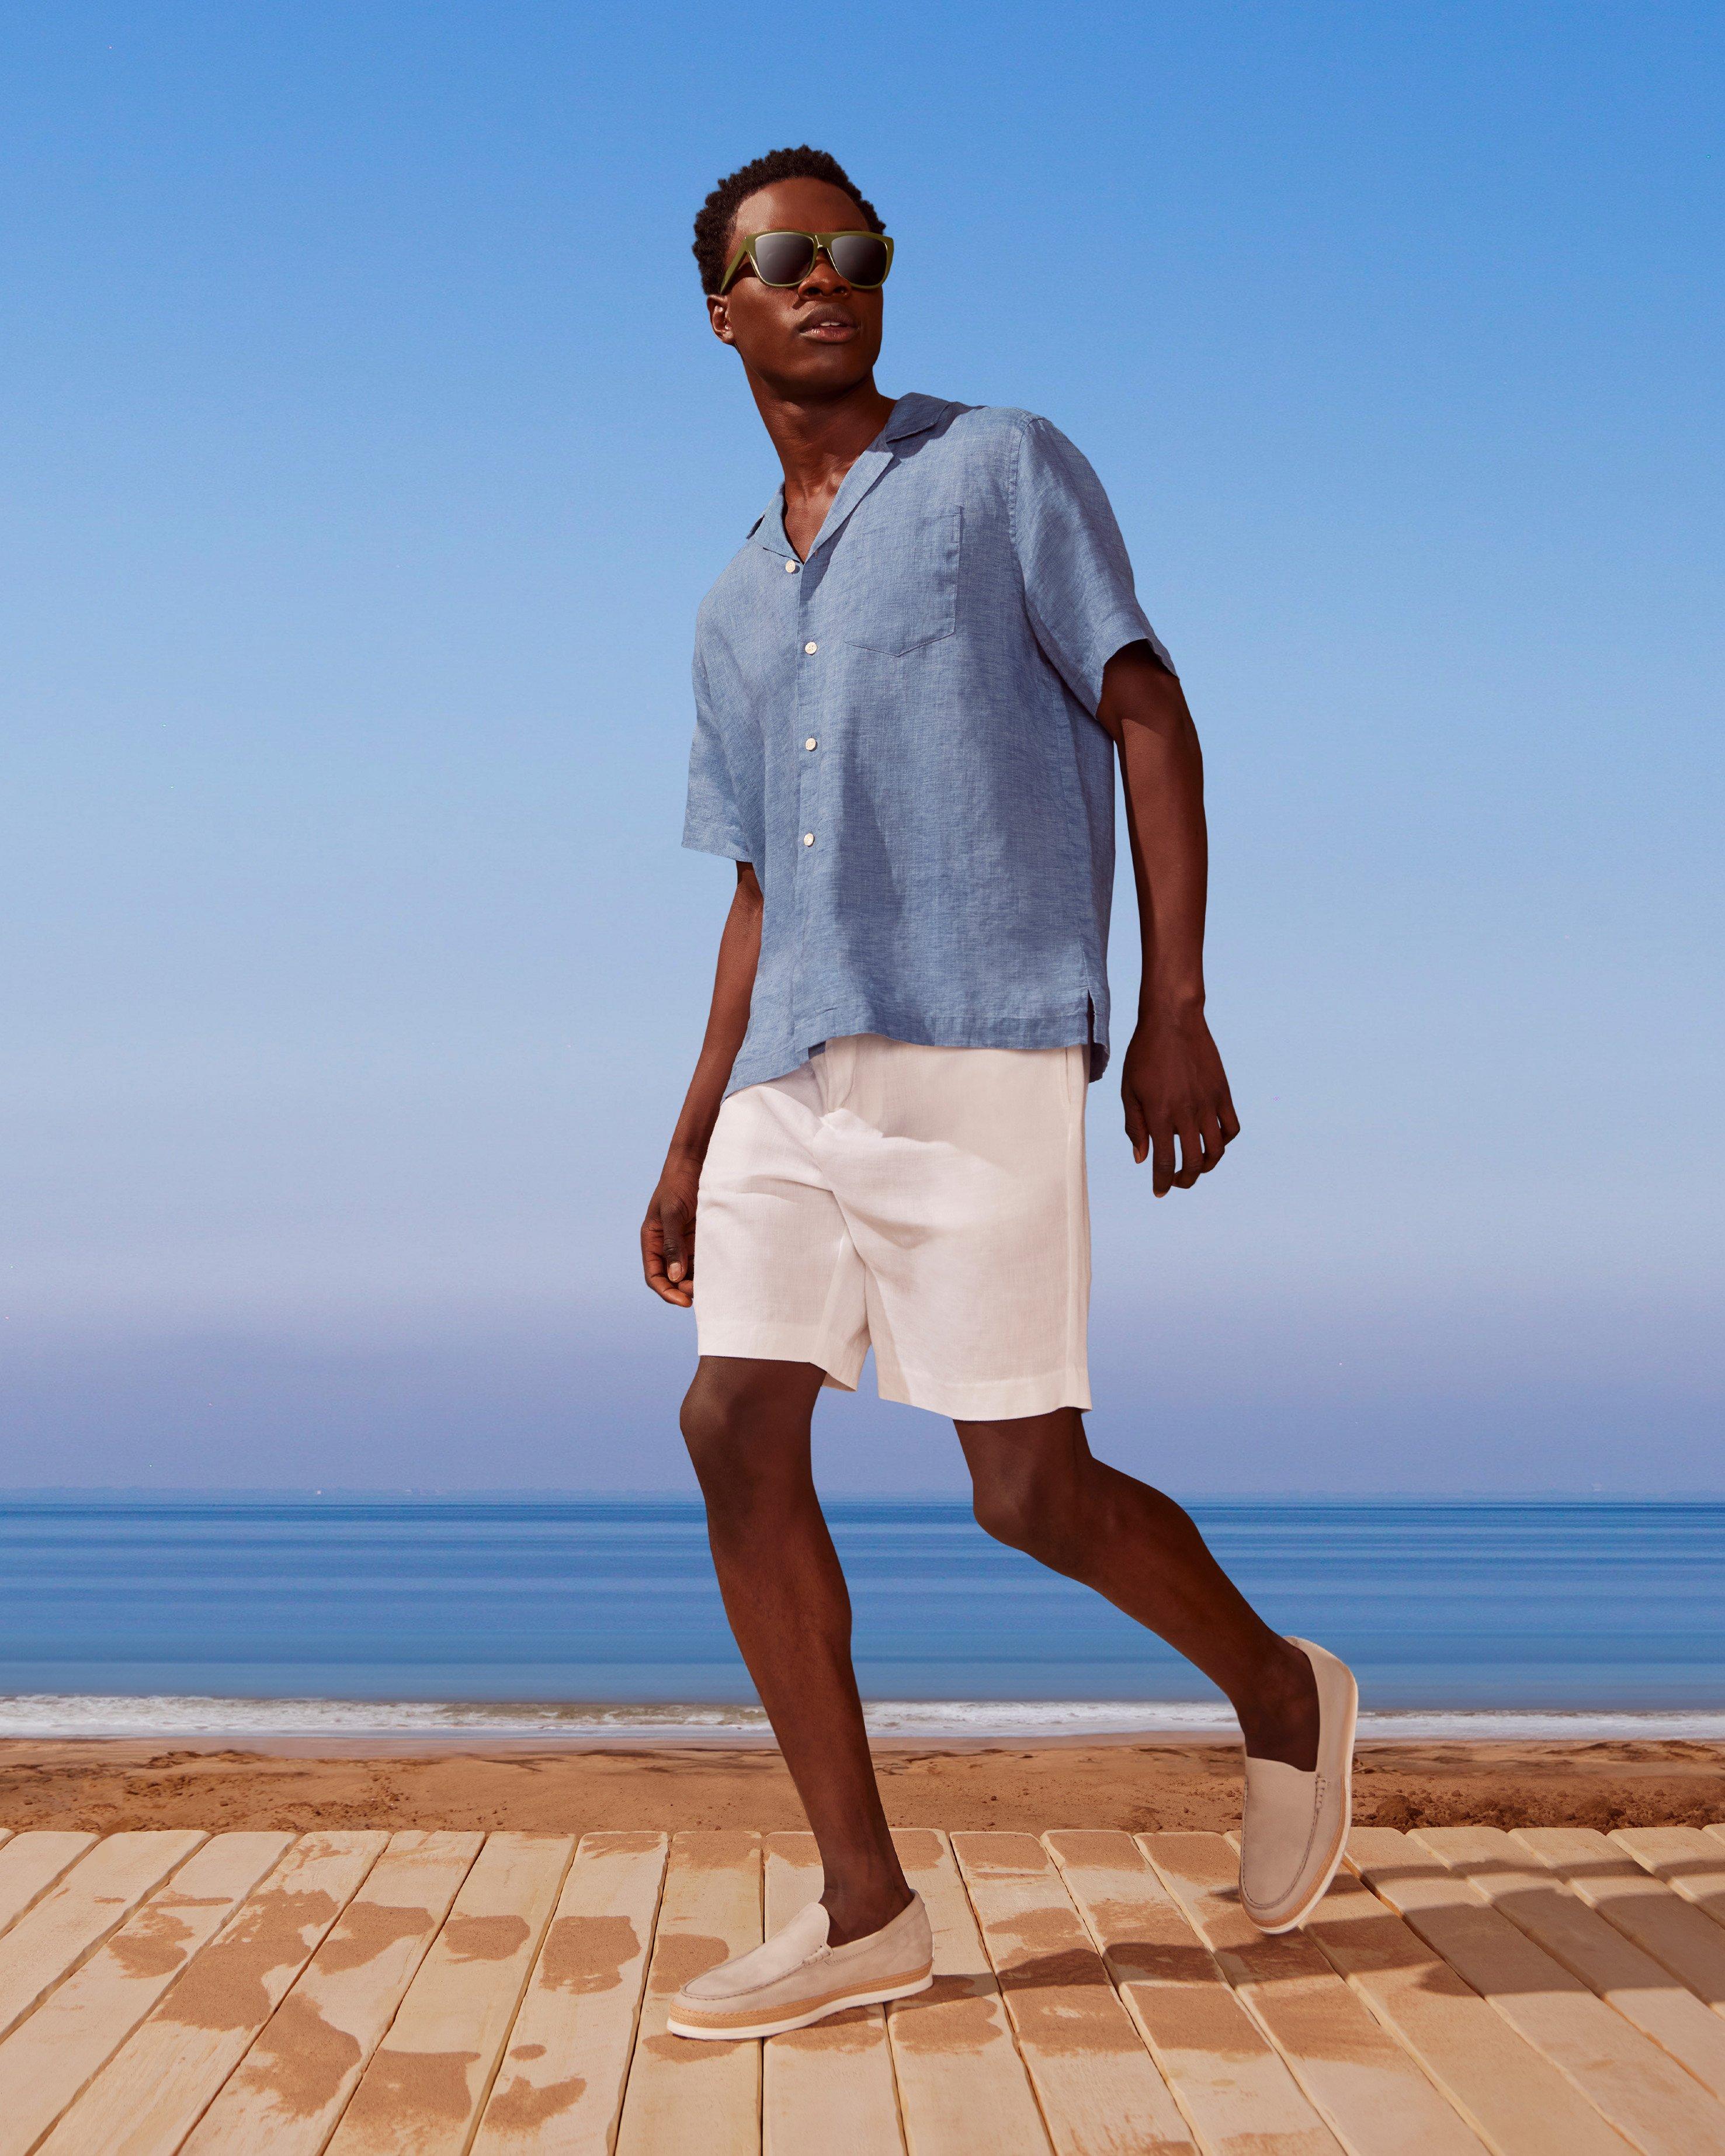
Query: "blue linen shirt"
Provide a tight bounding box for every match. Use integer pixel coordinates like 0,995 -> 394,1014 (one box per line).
683,393 -> 1171,1097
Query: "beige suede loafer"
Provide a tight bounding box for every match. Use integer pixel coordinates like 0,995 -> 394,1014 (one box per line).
1239,1636 -> 1358,1933
667,1891 -> 933,2040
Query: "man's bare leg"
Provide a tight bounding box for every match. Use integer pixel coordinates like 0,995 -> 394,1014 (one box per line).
956,1407 -> 1321,1768
680,1354 -> 914,1943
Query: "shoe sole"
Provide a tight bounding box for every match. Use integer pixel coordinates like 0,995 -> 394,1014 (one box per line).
1246,1659 -> 1359,1935
666,1968 -> 933,2041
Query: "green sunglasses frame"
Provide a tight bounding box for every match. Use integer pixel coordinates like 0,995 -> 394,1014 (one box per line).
717,228 -> 895,295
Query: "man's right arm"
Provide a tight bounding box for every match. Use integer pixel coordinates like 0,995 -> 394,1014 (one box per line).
640,861 -> 762,1307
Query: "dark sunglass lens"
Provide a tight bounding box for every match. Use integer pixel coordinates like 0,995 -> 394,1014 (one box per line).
828,234 -> 890,287
750,231 -> 819,286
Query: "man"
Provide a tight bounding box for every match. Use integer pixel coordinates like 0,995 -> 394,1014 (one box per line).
642,145 -> 1356,2040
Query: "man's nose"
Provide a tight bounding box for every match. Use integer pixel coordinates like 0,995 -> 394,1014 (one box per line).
797,248 -> 848,294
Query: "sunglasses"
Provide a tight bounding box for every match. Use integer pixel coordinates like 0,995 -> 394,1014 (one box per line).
718,229 -> 894,295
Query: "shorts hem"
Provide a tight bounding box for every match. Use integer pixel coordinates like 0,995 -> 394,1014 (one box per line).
876,1365 -> 1092,1420
695,1322 -> 866,1394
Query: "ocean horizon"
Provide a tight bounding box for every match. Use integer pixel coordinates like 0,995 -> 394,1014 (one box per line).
2,1492 -> 1721,1742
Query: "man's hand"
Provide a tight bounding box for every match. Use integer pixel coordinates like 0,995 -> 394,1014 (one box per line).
1095,644 -> 1237,1195
641,1151 -> 702,1306
641,862 -> 764,1308
1122,1007 -> 1240,1196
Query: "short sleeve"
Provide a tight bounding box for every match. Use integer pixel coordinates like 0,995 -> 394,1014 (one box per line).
1011,416 -> 1174,714
681,648 -> 752,862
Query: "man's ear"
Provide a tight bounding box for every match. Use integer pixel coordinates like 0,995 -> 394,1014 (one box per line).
708,294 -> 735,346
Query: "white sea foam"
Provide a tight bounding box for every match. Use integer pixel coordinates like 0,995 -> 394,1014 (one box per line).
2,1695 -> 1722,1742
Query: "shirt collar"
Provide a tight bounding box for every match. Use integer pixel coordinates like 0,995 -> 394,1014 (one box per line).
748,394 -> 950,557
879,392 -> 947,442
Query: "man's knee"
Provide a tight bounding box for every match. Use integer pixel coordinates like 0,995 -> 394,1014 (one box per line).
679,1372 -> 757,1488
679,1363 -> 811,1518
971,1475 -> 1037,1553
971,1464 -> 1080,1566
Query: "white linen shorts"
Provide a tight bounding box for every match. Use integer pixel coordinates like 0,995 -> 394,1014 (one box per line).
694,1033 -> 1091,1419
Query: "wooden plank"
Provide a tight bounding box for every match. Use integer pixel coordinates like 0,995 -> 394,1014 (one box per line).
324,1832 -> 571,2156
1516,1829 -> 1725,2012
1418,1827 -> 1725,2099
37,1831 -> 387,2156
884,1827 -> 1050,2156
1613,1828 -> 1725,1930
613,1830 -> 762,2156
473,1829 -> 668,2156
1142,1828 -> 1487,2155
0,1832 -> 207,2043
181,1829 -> 483,2155
951,1831 -> 1192,2155
1044,1827 -> 1336,2155
758,1833 -> 903,2156
1305,1835 -> 1633,2155
1351,1825 -> 1725,2155
0,1834 -> 290,2156
0,1836 -> 99,1938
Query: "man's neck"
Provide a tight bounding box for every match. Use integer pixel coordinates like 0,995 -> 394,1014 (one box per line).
748,376 -> 897,550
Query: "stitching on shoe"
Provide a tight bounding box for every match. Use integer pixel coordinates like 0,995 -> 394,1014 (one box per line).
1244,1775 -> 1325,1917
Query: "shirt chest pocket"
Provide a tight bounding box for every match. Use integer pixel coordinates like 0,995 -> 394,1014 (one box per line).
835,508 -> 961,655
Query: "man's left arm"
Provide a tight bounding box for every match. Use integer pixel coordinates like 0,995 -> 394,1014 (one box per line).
1095,642 -> 1240,1195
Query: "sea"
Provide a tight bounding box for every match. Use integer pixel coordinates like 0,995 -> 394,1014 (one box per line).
1,1495 -> 1721,1742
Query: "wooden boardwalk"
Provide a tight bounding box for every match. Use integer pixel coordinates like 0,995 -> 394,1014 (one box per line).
0,1821 -> 1723,2152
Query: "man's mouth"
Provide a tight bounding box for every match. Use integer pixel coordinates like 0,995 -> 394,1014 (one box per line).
798,310 -> 860,342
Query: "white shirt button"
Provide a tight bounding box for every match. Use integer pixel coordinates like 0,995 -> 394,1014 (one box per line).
802,832 -> 815,846
785,559 -> 799,572
803,640 -> 818,655
804,737 -> 817,751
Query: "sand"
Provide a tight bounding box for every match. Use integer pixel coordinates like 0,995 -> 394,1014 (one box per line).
2,1736 -> 1721,1837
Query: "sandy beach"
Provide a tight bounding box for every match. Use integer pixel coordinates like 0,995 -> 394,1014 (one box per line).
4,1734 -> 1721,1837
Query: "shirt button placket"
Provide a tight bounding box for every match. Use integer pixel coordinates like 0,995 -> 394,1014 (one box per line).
793,558 -> 822,1025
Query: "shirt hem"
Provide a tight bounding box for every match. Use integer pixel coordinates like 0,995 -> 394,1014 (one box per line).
724,997 -> 1105,1097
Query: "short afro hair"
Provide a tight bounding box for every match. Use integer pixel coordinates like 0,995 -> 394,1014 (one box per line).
693,146 -> 884,296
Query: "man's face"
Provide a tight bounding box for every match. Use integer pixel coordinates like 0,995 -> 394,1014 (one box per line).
708,176 -> 884,396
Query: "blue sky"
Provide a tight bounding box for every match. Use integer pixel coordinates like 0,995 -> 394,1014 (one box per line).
2,2 -> 1719,1493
